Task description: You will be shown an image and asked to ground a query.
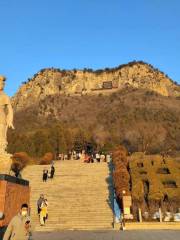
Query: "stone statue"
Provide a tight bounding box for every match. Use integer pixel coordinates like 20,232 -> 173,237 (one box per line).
0,75 -> 14,174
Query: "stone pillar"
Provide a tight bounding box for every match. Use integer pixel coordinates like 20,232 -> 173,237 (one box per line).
138,208 -> 142,222
0,174 -> 30,227
122,195 -> 132,217
159,208 -> 163,222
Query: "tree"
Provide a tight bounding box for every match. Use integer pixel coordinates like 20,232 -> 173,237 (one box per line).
124,123 -> 166,154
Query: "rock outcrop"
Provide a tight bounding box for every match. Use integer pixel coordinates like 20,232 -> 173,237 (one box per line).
12,61 -> 180,111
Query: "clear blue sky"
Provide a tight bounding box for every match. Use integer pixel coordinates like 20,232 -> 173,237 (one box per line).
0,0 -> 180,96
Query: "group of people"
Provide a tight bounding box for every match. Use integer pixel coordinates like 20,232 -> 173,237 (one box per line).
83,152 -> 112,163
42,164 -> 55,182
2,196 -> 49,240
58,150 -> 112,163
37,194 -> 48,226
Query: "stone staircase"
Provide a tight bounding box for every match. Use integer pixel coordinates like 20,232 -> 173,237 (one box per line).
22,161 -> 114,231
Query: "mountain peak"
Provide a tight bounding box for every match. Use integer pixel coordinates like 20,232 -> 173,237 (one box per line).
12,61 -> 180,111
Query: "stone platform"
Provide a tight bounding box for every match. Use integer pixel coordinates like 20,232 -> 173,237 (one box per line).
0,174 -> 30,227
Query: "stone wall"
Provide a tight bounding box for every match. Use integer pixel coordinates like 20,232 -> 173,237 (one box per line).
0,175 -> 30,227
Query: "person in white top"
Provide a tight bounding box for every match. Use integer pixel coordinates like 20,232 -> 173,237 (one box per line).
96,153 -> 100,162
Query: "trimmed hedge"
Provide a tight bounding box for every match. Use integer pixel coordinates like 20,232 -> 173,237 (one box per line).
112,146 -> 130,199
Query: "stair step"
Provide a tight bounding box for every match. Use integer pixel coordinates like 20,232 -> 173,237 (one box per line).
23,161 -> 114,231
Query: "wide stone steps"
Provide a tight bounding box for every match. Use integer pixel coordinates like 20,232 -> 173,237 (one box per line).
34,225 -> 113,231
32,219 -> 113,224
23,161 -> 114,231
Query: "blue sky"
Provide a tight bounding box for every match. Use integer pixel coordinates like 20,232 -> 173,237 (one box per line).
0,0 -> 180,96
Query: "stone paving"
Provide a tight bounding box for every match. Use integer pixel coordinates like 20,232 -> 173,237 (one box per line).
33,230 -> 180,240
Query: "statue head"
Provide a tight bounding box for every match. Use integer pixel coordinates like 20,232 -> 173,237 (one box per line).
0,75 -> 6,91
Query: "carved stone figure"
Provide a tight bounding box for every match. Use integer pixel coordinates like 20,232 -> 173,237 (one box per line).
0,75 -> 14,173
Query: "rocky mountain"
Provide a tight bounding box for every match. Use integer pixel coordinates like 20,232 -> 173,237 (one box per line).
12,61 -> 180,112
8,61 -> 180,156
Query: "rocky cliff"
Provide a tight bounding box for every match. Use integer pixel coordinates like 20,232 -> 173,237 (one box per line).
12,61 -> 180,111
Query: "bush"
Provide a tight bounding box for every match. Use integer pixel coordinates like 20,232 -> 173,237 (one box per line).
112,145 -> 130,200
129,152 -> 180,217
112,145 -> 128,167
11,152 -> 33,173
39,152 -> 54,165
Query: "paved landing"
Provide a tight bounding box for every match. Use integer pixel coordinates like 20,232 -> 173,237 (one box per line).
33,230 -> 180,240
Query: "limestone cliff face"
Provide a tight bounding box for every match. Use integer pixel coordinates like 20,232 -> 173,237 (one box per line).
12,61 -> 180,111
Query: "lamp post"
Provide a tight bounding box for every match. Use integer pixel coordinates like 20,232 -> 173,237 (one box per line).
122,190 -> 126,230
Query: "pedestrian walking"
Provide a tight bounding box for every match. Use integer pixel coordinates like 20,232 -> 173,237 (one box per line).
40,199 -> 48,226
100,153 -> 106,162
84,154 -> 90,163
106,154 -> 111,163
42,169 -> 48,182
50,165 -> 55,179
37,194 -> 44,215
3,203 -> 31,240
96,153 -> 100,162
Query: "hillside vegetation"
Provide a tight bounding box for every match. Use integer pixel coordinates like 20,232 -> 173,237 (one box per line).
8,87 -> 180,156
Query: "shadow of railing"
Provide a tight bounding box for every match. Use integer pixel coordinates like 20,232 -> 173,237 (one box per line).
106,160 -> 116,227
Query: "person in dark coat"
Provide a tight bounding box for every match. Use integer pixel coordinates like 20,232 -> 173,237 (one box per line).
37,194 -> 44,215
43,169 -> 48,182
50,165 -> 55,179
